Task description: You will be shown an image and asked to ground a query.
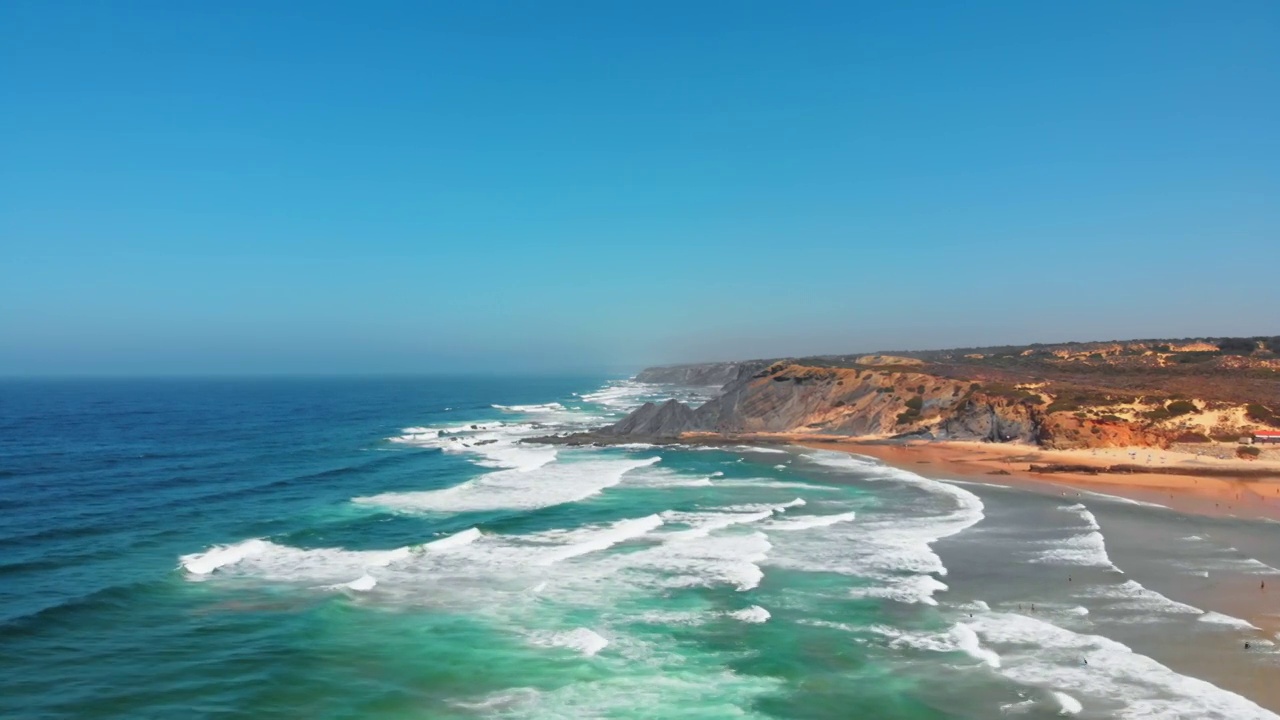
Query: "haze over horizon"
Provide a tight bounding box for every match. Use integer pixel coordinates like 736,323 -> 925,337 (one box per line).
4,1 -> 1278,376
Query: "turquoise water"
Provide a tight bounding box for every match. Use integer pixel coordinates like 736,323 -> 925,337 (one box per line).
3,377 -> 1280,719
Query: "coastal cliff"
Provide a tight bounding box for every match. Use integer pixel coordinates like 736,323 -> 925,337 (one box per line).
555,337 -> 1280,452
633,361 -> 765,387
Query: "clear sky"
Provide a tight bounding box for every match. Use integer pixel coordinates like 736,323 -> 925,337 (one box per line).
3,1 -> 1277,375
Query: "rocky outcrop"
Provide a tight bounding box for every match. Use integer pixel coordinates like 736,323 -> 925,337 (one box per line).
601,399 -> 700,438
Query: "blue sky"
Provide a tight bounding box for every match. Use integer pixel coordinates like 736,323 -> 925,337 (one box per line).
3,1 -> 1277,374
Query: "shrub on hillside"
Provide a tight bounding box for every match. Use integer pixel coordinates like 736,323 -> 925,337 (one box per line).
1143,407 -> 1172,422
1218,338 -> 1256,355
1166,400 -> 1198,416
1238,446 -> 1262,459
1246,404 -> 1280,428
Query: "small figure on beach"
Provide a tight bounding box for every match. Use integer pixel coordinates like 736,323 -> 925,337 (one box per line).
1262,580 -> 1266,591
1245,642 -> 1252,650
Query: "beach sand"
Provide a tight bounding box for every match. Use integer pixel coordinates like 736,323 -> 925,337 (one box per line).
759,435 -> 1280,522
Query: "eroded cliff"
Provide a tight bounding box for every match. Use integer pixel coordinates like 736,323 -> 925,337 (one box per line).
585,351 -> 1278,451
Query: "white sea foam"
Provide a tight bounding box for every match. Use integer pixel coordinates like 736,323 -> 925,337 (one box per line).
1030,504 -> 1121,570
714,479 -> 841,492
1033,531 -> 1121,570
850,575 -> 950,606
534,515 -> 663,566
534,628 -> 609,657
1078,490 -> 1170,511
1062,503 -> 1101,530
420,527 -> 482,552
180,538 -> 268,575
644,530 -> 773,591
621,465 -> 718,488
660,509 -> 774,540
729,605 -> 771,623
779,451 -> 985,605
389,421 -> 559,472
1081,579 -> 1201,616
731,445 -> 789,454
1198,611 -> 1260,630
492,402 -> 565,413
1050,691 -> 1083,715
767,511 -> 857,531
181,539 -> 415,585
950,622 -> 1001,668
353,455 -> 661,513
966,611 -> 1278,719
341,574 -> 377,591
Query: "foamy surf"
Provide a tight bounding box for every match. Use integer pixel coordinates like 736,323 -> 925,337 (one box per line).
534,515 -> 663,566
532,628 -> 610,657
1050,690 -> 1083,715
353,455 -> 661,513
340,574 -> 377,591
775,452 -> 984,606
767,510 -> 857,531
419,527 -> 482,552
967,611 -> 1278,719
1198,611 -> 1260,630
180,539 -> 415,585
729,605 -> 771,623
180,538 -> 268,575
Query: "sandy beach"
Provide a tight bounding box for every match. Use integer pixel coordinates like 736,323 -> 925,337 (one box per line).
729,434 -> 1280,522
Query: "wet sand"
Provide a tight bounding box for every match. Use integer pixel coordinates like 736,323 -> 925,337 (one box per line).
777,436 -> 1280,713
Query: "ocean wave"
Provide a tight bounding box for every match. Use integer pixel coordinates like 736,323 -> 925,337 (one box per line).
778,451 -> 984,605
729,605 -> 771,623
180,538 -> 415,584
766,511 -> 857,531
966,611 -> 1277,719
1080,579 -> 1201,617
491,402 -> 566,413
534,515 -> 663,566
1032,531 -> 1121,571
353,455 -> 661,514
1051,691 -> 1083,715
1197,611 -> 1260,630
532,627 -> 609,657
1061,503 -> 1101,531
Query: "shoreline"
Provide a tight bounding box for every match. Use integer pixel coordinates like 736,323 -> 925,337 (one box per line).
533,430 -> 1280,521
777,436 -> 1280,523
658,432 -> 1280,522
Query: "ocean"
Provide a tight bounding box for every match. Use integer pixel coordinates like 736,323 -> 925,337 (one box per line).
3,376 -> 1279,719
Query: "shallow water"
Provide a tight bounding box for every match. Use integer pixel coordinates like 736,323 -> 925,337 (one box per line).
3,376 -> 1279,719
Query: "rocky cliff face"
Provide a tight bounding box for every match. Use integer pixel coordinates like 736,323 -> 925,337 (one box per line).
597,361 -> 1223,449
634,361 -> 766,387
